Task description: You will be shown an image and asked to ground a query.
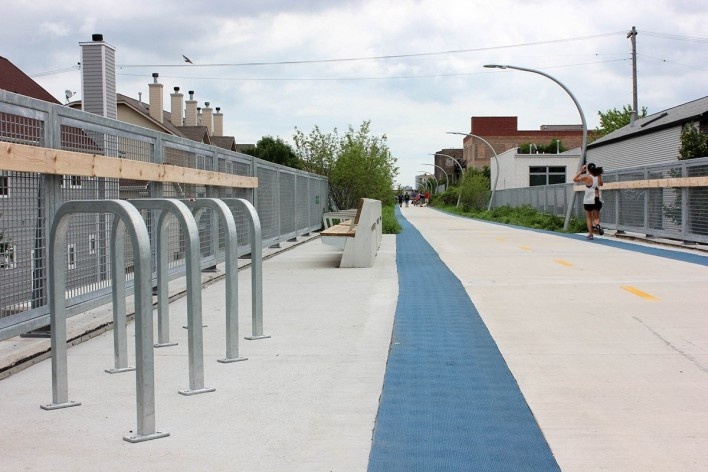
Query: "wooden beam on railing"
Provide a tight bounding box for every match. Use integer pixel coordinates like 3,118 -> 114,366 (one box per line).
0,142 -> 258,188
574,176 -> 708,192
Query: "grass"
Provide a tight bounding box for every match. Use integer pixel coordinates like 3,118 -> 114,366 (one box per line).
428,203 -> 588,234
382,205 -> 402,234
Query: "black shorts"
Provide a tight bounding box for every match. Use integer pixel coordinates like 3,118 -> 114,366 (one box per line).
584,197 -> 603,212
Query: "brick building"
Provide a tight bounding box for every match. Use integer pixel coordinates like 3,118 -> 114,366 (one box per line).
459,116 -> 585,169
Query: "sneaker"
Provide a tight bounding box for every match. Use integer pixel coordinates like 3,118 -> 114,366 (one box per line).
585,234 -> 594,240
593,224 -> 604,236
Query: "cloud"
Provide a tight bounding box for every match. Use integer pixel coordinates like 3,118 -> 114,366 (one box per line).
4,0 -> 708,187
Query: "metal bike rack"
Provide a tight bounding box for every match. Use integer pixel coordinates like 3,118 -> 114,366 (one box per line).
129,199 -> 215,396
41,200 -> 169,443
222,198 -> 269,340
104,215 -> 136,374
182,198 -> 246,363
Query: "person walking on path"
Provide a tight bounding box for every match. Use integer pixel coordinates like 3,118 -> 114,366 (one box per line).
574,162 -> 604,239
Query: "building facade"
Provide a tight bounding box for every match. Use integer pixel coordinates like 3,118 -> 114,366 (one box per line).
459,116 -> 585,170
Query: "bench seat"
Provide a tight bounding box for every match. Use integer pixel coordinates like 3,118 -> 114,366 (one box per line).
320,198 -> 382,267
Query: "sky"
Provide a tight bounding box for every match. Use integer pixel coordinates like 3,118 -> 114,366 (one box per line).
3,0 -> 707,187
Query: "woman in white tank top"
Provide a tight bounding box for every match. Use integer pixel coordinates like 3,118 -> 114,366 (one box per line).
573,162 -> 604,239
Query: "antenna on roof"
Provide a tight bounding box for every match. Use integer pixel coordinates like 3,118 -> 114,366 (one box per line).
64,90 -> 76,104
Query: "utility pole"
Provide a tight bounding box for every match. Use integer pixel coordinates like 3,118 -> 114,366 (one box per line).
628,26 -> 638,123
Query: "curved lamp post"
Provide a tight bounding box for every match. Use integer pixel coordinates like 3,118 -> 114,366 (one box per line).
446,132 -> 499,211
483,64 -> 587,229
422,163 -> 449,190
418,172 -> 435,194
430,153 -> 464,207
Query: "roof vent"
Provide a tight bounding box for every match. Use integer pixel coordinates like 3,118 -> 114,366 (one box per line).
92,34 -> 103,42
174,86 -> 180,92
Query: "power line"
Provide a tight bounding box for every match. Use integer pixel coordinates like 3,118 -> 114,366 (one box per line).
116,32 -> 625,69
640,31 -> 708,43
115,58 -> 628,82
636,53 -> 708,71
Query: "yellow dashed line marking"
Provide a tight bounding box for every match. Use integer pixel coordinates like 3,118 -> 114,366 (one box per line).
621,285 -> 659,301
519,245 -> 531,251
496,237 -> 506,242
554,259 -> 573,267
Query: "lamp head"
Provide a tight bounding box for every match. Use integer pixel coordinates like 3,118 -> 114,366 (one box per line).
483,64 -> 507,69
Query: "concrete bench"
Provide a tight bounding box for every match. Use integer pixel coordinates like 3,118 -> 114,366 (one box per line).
320,198 -> 382,268
322,209 -> 358,229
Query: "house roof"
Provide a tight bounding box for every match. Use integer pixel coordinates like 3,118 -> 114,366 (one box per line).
211,136 -> 237,151
589,96 -> 708,148
179,126 -> 211,144
0,56 -> 60,104
70,93 -> 240,150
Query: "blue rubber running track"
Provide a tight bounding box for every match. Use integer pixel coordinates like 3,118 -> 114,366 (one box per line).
368,208 -> 561,471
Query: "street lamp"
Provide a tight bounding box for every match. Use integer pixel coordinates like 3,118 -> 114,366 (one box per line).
430,153 -> 464,208
483,64 -> 587,229
446,132 -> 499,211
422,163 -> 449,190
417,172 -> 435,194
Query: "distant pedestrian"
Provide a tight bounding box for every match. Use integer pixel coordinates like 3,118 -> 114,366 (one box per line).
573,162 -> 604,239
404,193 -> 410,207
398,194 -> 404,207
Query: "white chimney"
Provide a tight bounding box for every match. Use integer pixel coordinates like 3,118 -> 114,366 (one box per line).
170,87 -> 183,126
213,107 -> 224,136
202,102 -> 213,135
79,33 -> 117,119
148,73 -> 163,123
185,90 -> 198,126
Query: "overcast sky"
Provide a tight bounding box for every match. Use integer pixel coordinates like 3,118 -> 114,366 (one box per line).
4,0 -> 707,187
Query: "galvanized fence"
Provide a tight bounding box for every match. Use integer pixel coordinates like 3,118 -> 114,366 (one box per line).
490,157 -> 708,244
0,91 -> 328,341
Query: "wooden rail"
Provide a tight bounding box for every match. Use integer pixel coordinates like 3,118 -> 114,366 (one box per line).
0,142 -> 258,188
574,176 -> 708,192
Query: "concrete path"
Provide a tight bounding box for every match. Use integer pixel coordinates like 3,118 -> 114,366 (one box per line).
0,236 -> 398,471
399,206 -> 708,471
1,205 -> 707,471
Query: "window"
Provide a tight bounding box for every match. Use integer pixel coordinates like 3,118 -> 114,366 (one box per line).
529,166 -> 566,186
67,243 -> 76,270
88,234 -> 96,255
1,243 -> 16,269
62,175 -> 82,189
0,173 -> 8,197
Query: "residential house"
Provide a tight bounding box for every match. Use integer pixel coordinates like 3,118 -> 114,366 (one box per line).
586,96 -> 708,170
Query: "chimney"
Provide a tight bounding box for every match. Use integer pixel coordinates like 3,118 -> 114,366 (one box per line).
202,102 -> 213,135
79,33 -> 117,119
170,86 -> 183,126
185,90 -> 198,126
148,73 -> 163,123
213,107 -> 224,136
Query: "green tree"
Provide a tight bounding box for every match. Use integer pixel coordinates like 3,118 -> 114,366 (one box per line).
293,121 -> 398,210
663,122 -> 708,233
594,105 -> 648,138
242,136 -> 302,169
678,122 -> 708,160
459,167 -> 491,211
